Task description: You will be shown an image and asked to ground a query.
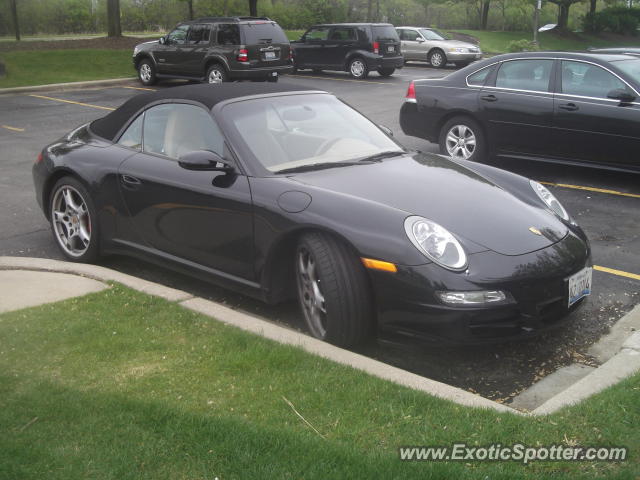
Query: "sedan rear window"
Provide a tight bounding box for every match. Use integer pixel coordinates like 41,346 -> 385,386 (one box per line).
371,25 -> 399,42
242,22 -> 288,44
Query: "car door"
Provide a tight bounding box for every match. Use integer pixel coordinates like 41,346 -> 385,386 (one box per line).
479,58 -> 555,157
325,26 -> 357,68
294,26 -> 330,68
398,28 -> 424,61
117,103 -> 255,281
183,24 -> 212,76
551,59 -> 640,167
158,24 -> 190,73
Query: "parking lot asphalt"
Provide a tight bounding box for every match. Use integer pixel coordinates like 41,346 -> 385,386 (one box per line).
1,63 -> 638,402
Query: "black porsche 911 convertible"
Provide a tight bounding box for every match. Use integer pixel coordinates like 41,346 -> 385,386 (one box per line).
33,83 -> 592,346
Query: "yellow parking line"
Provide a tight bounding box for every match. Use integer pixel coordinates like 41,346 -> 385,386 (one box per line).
540,181 -> 640,199
28,94 -> 115,111
1,124 -> 24,132
594,265 -> 640,281
293,74 -> 390,85
122,86 -> 157,92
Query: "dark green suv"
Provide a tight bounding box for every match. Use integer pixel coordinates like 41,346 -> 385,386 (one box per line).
133,16 -> 294,86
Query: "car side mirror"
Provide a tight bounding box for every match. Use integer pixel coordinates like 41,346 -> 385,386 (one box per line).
159,36 -> 166,45
416,37 -> 425,43
607,88 -> 635,103
379,124 -> 393,136
178,150 -> 234,172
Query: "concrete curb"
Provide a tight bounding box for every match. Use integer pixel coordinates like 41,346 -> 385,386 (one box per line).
0,77 -> 137,95
1,256 -> 638,416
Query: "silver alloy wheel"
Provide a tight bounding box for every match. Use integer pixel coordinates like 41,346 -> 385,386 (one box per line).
350,59 -> 365,78
51,185 -> 91,258
445,124 -> 477,159
297,247 -> 327,339
430,51 -> 444,67
139,63 -> 152,82
208,68 -> 224,84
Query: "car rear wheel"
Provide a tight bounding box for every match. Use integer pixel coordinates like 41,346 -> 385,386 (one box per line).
206,64 -> 227,84
348,57 -> 368,79
138,59 -> 157,86
295,232 -> 373,347
439,116 -> 486,162
429,49 -> 447,68
377,67 -> 395,77
49,177 -> 99,262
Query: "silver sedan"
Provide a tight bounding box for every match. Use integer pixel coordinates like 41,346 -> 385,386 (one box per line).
396,26 -> 482,68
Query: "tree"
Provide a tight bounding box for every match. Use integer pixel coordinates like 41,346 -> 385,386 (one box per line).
9,0 -> 20,40
548,0 -> 584,29
480,0 -> 491,29
106,0 -> 121,37
249,0 -> 258,16
589,0 -> 597,15
178,0 -> 194,20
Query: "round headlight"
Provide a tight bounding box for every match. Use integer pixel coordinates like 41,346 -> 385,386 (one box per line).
404,216 -> 467,271
530,180 -> 569,221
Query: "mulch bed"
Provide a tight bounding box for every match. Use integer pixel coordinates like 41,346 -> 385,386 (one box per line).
0,36 -> 158,53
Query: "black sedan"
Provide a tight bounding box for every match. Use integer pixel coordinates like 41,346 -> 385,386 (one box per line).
33,83 -> 592,346
400,51 -> 640,172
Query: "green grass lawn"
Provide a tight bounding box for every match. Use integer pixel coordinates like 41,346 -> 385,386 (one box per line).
1,284 -> 638,479
451,29 -> 640,54
0,49 -> 134,88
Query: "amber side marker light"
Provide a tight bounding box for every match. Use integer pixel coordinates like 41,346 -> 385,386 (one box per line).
361,258 -> 398,273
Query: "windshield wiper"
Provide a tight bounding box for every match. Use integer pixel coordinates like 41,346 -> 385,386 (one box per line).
355,150 -> 405,162
275,161 -> 367,174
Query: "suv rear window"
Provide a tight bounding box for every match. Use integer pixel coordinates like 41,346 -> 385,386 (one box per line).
242,22 -> 288,44
371,25 -> 399,41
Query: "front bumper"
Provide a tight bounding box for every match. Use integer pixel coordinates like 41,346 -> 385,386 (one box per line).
370,229 -> 591,344
446,51 -> 483,62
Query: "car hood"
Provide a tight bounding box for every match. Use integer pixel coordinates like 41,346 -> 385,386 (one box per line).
289,153 -> 568,256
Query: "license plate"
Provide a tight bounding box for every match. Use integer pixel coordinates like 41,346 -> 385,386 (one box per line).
387,45 -> 395,53
568,267 -> 592,307
271,72 -> 278,77
265,51 -> 276,60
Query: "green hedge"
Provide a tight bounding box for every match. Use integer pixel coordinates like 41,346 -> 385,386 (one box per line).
584,7 -> 640,36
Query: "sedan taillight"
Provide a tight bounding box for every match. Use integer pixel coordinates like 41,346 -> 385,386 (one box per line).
237,48 -> 249,62
36,152 -> 43,164
405,81 -> 416,103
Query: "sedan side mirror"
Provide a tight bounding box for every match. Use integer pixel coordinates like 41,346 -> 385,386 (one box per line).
607,88 -> 635,103
178,150 -> 234,172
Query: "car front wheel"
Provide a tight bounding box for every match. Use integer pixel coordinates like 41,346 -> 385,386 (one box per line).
49,177 -> 99,262
295,232 -> 373,347
439,116 -> 486,162
138,59 -> 157,86
377,67 -> 395,77
429,49 -> 447,68
348,57 -> 368,79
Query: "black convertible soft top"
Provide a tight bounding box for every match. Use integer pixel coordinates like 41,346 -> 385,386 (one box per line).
90,83 -> 317,141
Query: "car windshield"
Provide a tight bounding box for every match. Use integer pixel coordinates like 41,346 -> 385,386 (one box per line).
419,28 -> 449,41
224,94 -> 403,173
613,58 -> 640,84
242,22 -> 288,44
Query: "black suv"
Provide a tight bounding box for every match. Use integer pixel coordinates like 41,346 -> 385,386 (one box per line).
291,23 -> 403,79
133,16 -> 293,86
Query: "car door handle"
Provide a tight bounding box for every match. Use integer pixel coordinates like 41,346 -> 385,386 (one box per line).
121,174 -> 142,186
480,94 -> 497,102
558,103 -> 579,111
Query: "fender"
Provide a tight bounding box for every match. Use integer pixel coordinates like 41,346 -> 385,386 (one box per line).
204,54 -> 231,73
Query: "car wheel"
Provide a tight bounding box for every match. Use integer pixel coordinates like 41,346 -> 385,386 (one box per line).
428,49 -> 447,68
206,64 -> 227,84
49,176 -> 99,263
348,57 -> 368,79
439,116 -> 486,162
295,232 -> 373,347
377,67 -> 395,77
137,59 -> 157,86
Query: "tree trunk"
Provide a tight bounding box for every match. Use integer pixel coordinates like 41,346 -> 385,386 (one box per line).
557,3 -> 569,29
107,0 -> 121,38
249,0 -> 258,16
481,0 -> 491,30
366,0 -> 373,22
590,0 -> 597,15
9,0 -> 20,41
188,0 -> 194,20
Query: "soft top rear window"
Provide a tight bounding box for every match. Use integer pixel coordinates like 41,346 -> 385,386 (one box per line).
242,22 -> 288,44
371,25 -> 399,41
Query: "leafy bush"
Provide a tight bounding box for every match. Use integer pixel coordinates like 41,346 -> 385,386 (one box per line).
583,7 -> 640,35
507,39 -> 540,52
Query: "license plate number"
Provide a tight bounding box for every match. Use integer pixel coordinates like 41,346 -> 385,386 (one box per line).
387,45 -> 395,53
265,51 -> 276,60
568,267 -> 592,307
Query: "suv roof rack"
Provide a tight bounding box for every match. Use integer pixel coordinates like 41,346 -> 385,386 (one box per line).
195,16 -> 272,23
